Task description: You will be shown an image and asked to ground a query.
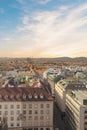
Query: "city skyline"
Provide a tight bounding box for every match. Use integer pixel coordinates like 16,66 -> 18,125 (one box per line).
0,0 -> 87,58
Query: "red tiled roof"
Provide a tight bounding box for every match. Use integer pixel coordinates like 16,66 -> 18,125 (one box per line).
0,87 -> 53,101
35,69 -> 46,73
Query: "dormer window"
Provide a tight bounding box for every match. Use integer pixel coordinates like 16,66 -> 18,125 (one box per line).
28,94 -> 32,99
23,94 -> 26,100
0,95 -> 2,99
34,93 -> 38,99
10,95 -> 14,99
40,93 -> 44,99
5,95 -> 8,99
16,94 -> 20,99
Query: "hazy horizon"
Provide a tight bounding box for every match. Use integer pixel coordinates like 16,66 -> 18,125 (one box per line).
0,0 -> 87,57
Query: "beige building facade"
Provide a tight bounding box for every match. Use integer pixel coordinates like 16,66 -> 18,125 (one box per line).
0,87 -> 53,130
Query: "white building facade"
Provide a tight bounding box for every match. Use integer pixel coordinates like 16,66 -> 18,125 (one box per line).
55,80 -> 67,113
66,90 -> 87,130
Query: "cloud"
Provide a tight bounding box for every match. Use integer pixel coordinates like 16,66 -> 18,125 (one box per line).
18,4 -> 87,56
2,3 -> 87,57
3,38 -> 12,41
35,0 -> 52,4
16,0 -> 51,5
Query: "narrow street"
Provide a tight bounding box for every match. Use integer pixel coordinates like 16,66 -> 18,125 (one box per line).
54,102 -> 68,130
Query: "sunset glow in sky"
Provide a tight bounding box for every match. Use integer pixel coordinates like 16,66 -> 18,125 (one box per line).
0,0 -> 87,57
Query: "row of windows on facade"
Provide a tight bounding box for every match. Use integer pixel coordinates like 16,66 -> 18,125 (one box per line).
0,94 -> 44,100
22,128 -> 50,130
0,110 -> 50,115
2,122 -> 50,127
0,116 -> 50,121
0,104 -> 50,109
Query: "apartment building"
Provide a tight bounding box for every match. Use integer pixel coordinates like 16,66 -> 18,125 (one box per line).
0,87 -> 53,130
55,80 -> 67,113
47,74 -> 63,97
55,79 -> 86,113
66,90 -> 87,130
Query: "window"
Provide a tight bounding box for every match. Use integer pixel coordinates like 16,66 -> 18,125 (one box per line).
11,123 -> 14,127
29,110 -> 32,114
23,104 -> 26,109
17,117 -> 20,121
34,116 -> 38,120
23,94 -> 26,100
0,95 -> 2,99
40,95 -> 44,99
29,116 -> 32,120
29,104 -> 32,108
5,95 -> 8,99
28,123 -> 32,126
40,110 -> 44,114
46,104 -> 50,108
17,123 -> 20,126
23,116 -> 26,120
35,110 -> 38,114
17,105 -> 20,109
40,122 -> 44,126
0,111 -> 1,115
23,110 -> 26,114
11,117 -> 14,121
40,116 -> 44,120
34,104 -> 38,108
17,110 -> 20,114
41,104 -> 44,108
85,115 -> 87,119
0,105 -> 2,109
5,111 -> 8,115
46,116 -> 49,120
10,95 -> 14,99
46,128 -> 50,130
34,95 -> 38,99
34,128 -> 38,130
40,128 -> 43,130
46,122 -> 49,125
16,95 -> 20,99
10,105 -> 14,109
46,110 -> 50,114
28,95 -> 32,99
11,111 -> 14,115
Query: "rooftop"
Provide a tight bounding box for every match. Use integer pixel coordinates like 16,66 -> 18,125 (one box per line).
68,90 -> 87,105
47,73 -> 64,82
0,87 -> 53,102
57,79 -> 86,90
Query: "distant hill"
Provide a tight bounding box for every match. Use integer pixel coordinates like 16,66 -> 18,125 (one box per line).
55,57 -> 87,62
0,57 -> 87,62
72,57 -> 87,61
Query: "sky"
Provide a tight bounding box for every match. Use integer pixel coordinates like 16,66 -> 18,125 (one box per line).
0,0 -> 87,58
